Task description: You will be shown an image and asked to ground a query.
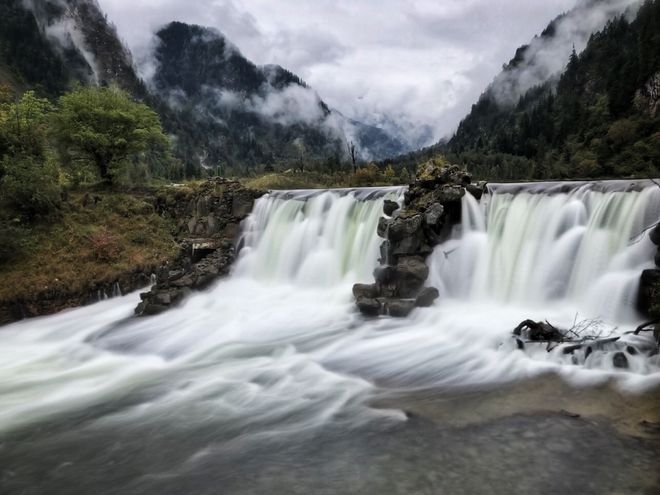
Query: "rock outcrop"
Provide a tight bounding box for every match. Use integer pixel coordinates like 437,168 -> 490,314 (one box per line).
638,222 -> 660,316
353,159 -> 484,317
135,178 -> 263,316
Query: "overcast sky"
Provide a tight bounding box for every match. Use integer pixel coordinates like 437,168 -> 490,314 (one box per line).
98,0 -> 578,145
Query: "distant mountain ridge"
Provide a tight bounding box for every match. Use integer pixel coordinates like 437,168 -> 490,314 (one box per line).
0,2 -> 405,175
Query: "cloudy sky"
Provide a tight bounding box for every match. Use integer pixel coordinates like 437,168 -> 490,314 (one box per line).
99,0 -> 578,146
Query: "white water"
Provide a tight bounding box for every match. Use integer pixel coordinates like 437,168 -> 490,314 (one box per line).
1,183 -> 659,439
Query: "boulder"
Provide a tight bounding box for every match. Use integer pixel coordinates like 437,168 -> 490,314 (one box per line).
637,268 -> 660,314
383,200 -> 399,216
650,224 -> 660,245
612,351 -> 629,369
385,298 -> 416,317
466,183 -> 484,200
356,296 -> 380,316
415,287 -> 439,307
377,217 -> 390,238
353,283 -> 379,299
373,266 -> 395,284
396,256 -> 429,297
387,214 -> 423,241
423,203 -> 444,230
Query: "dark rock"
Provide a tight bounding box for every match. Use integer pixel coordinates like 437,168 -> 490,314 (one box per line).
390,235 -> 429,257
154,292 -> 172,306
384,298 -> 416,317
379,240 -> 392,263
650,224 -> 660,245
396,256 -> 429,283
383,200 -> 399,216
626,345 -> 638,355
466,183 -> 484,200
142,303 -> 169,316
396,256 -> 429,297
356,296 -> 380,316
436,184 -> 465,203
353,283 -> 379,299
637,268 -> 660,315
655,248 -> 660,268
512,319 -> 564,341
387,214 -> 423,241
612,351 -> 629,369
415,287 -> 439,307
373,266 -> 395,284
423,203 -> 444,230
377,217 -> 390,238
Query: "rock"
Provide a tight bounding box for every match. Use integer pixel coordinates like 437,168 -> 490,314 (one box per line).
383,200 -> 399,216
387,214 -> 423,241
231,195 -> 254,217
385,298 -> 415,317
396,256 -> 429,283
142,303 -> 169,316
655,248 -> 660,268
396,256 -> 429,297
436,184 -> 465,203
379,240 -> 392,263
423,203 -> 444,230
415,287 -> 439,307
512,319 -> 564,341
356,296 -> 380,316
466,183 -> 484,200
612,351 -> 629,369
377,217 -> 390,238
390,235 -> 429,257
650,224 -> 660,245
637,268 -> 660,315
154,292 -> 171,305
373,266 -> 395,284
353,283 -> 379,299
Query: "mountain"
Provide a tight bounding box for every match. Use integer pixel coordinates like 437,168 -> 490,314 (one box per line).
0,4 -> 404,176
148,22 -> 404,173
444,0 -> 660,180
0,0 -> 143,96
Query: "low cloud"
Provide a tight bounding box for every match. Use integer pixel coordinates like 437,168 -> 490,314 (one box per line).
490,0 -> 641,105
98,0 -> 634,147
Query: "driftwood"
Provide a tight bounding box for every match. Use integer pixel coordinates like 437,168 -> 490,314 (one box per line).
633,317 -> 660,335
511,313 -> 660,354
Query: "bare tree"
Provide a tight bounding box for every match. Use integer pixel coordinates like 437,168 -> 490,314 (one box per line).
347,141 -> 357,173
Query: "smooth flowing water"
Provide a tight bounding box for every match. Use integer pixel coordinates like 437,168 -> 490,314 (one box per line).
1,182 -> 659,494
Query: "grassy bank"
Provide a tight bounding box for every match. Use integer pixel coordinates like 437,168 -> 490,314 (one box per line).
0,190 -> 179,305
241,166 -> 406,191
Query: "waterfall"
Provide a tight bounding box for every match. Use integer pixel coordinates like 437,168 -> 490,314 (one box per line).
429,181 -> 660,323
1,180 -> 659,447
234,187 -> 404,285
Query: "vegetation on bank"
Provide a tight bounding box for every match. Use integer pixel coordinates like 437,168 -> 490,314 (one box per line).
0,85 -> 181,305
241,164 -> 408,190
0,191 -> 179,304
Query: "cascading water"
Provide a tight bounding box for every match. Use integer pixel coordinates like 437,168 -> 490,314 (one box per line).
1,181 -> 659,494
429,181 -> 660,323
234,187 -> 403,285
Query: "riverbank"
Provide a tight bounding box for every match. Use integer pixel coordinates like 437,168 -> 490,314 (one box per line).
0,179 -> 262,325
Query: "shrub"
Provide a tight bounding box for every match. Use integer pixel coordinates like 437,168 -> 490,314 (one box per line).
89,228 -> 122,262
0,154 -> 61,220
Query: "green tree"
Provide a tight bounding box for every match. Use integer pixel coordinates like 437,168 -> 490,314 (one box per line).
0,154 -> 61,220
0,90 -> 52,160
51,86 -> 169,185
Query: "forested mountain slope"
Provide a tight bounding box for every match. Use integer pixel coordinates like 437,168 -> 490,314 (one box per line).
446,0 -> 660,180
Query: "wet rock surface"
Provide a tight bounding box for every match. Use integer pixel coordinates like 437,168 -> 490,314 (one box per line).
135,179 -> 263,316
354,160 -> 481,317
